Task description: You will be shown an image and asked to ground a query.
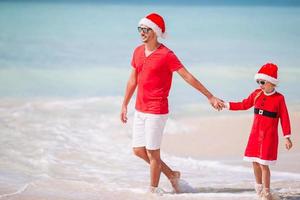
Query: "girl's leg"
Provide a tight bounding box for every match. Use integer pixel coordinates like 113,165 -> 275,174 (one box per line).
253,162 -> 262,184
260,164 -> 270,189
260,164 -> 273,200
252,162 -> 263,195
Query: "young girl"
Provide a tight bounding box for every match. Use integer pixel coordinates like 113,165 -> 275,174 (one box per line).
225,63 -> 293,200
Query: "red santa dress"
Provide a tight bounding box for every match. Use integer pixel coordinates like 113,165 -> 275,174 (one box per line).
229,89 -> 291,165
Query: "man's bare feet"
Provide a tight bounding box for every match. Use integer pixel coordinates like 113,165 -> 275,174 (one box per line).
169,171 -> 181,193
148,186 -> 165,196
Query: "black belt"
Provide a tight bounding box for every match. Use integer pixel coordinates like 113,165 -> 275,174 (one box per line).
254,108 -> 277,118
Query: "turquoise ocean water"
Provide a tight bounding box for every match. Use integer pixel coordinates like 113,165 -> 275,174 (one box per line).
0,1 -> 300,105
0,1 -> 300,199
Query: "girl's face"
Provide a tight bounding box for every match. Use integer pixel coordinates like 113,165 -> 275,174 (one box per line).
256,79 -> 276,93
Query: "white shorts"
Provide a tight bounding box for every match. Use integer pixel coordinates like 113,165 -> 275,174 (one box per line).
132,111 -> 168,150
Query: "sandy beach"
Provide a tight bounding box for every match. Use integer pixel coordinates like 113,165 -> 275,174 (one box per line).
1,110 -> 299,200
162,111 -> 300,173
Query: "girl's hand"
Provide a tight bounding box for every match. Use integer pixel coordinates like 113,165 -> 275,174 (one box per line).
285,137 -> 293,150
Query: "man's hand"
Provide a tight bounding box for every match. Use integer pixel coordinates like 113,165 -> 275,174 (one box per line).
208,96 -> 225,111
285,137 -> 293,150
120,105 -> 128,123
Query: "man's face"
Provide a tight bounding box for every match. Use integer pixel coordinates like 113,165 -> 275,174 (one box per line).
138,25 -> 155,43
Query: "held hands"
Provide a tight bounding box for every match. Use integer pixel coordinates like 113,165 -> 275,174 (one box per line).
120,105 -> 128,123
208,96 -> 226,111
285,137 -> 293,150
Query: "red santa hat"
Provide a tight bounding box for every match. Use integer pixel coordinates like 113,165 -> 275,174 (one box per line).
254,63 -> 279,85
139,13 -> 166,38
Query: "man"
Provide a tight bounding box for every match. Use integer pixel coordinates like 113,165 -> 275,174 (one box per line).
120,13 -> 224,194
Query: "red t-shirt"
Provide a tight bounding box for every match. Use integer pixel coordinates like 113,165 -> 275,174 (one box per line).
131,44 -> 183,114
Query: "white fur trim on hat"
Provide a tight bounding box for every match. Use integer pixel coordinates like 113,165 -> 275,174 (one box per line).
254,73 -> 279,85
139,18 -> 166,39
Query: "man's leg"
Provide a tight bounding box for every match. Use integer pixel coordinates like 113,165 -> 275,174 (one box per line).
133,147 -> 180,180
146,149 -> 161,187
132,112 -> 180,192
133,147 -> 180,192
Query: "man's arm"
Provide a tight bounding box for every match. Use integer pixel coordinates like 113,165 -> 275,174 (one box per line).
177,67 -> 224,110
120,69 -> 138,123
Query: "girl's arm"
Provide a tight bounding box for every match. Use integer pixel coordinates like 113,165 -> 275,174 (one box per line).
228,90 -> 259,111
279,96 -> 291,137
279,96 -> 293,150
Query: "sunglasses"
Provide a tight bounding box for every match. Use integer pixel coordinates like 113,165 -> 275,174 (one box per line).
137,26 -> 152,34
256,80 -> 266,85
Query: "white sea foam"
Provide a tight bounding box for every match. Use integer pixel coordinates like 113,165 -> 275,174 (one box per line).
0,97 -> 299,199
0,183 -> 30,199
